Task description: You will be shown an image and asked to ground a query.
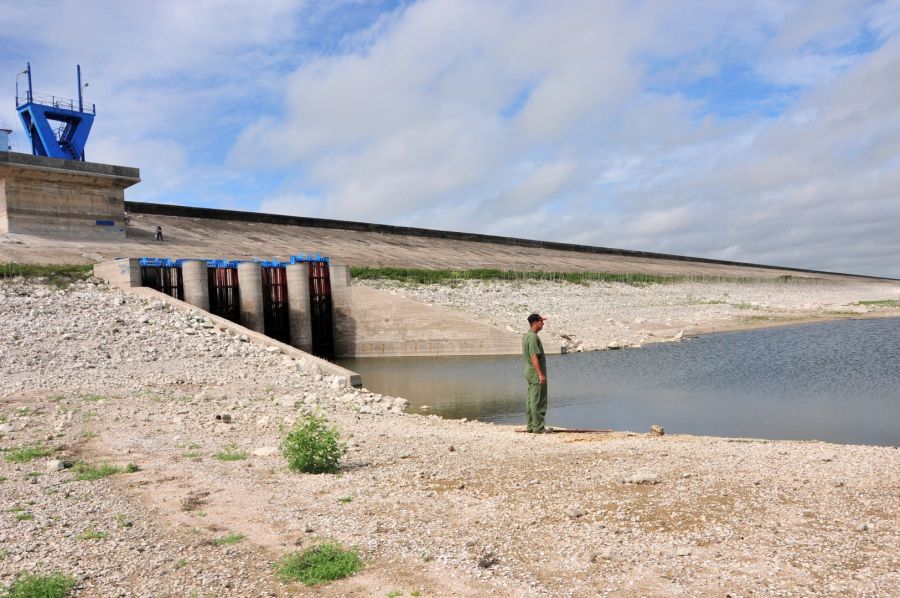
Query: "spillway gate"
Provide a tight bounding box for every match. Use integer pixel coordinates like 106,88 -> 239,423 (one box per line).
138,255 -> 333,358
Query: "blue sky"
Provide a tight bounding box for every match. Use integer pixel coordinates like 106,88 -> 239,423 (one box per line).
2,0 -> 899,277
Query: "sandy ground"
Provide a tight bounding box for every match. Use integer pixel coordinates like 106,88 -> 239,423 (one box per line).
1,278 -> 899,597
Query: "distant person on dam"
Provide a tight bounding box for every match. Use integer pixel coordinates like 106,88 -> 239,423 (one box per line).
155,225 -> 164,242
523,313 -> 548,433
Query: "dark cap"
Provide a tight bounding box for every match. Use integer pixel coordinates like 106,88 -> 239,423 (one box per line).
527,313 -> 546,324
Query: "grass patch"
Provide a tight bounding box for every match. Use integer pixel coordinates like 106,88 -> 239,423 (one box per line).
72,462 -> 119,481
731,302 -> 758,310
337,495 -> 353,504
213,444 -> 246,461
281,412 -> 346,474
123,463 -> 139,473
274,542 -> 363,586
350,267 -> 829,287
0,477 -> 7,483
1,572 -> 76,598
15,513 -> 34,521
76,527 -> 109,540
175,559 -> 188,570
181,451 -> 202,460
81,394 -> 107,402
212,532 -> 245,546
4,445 -> 52,463
857,299 -> 900,307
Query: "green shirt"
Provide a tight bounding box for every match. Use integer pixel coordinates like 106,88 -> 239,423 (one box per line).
522,331 -> 546,383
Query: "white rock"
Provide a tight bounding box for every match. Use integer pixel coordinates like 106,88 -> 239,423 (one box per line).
251,447 -> 279,457
622,472 -> 661,485
46,459 -> 65,472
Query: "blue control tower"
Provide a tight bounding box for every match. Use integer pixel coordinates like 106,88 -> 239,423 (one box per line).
15,63 -> 95,161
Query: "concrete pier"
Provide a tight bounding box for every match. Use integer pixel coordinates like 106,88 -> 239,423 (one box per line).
181,260 -> 210,311
237,262 -> 265,333
286,263 -> 313,352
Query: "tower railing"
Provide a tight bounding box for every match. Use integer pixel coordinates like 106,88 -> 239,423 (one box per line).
15,92 -> 96,115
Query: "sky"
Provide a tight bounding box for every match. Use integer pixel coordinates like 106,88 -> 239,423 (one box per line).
1,0 -> 899,277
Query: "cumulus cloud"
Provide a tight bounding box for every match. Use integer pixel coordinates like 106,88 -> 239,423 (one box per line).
2,0 -> 898,276
231,0 -> 899,276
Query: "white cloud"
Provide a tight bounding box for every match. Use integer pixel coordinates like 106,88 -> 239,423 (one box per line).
2,0 -> 898,276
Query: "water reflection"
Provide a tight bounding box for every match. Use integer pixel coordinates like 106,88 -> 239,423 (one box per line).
340,317 -> 900,446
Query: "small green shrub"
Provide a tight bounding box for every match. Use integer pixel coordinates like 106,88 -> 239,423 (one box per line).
76,527 -> 109,540
274,542 -> 362,586
281,412 -> 346,474
123,463 -> 139,473
73,462 -> 119,481
4,445 -> 52,463
15,513 -> 34,521
1,572 -> 76,598
214,444 -> 246,461
212,532 -> 245,546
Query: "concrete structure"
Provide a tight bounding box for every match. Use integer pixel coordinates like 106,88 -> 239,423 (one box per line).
285,262 -> 313,353
0,152 -> 138,238
92,258 -> 360,386
181,260 -> 210,312
332,273 -> 524,357
94,258 -> 527,358
236,261 -> 264,334
93,257 -> 141,288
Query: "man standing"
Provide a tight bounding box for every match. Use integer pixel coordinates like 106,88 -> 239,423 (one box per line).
523,313 -> 548,433
155,225 -> 164,242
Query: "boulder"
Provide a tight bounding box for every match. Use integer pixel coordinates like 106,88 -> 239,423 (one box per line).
45,459 -> 66,472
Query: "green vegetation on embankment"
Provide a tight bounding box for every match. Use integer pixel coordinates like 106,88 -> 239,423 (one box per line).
0,263 -> 93,285
350,267 -> 813,286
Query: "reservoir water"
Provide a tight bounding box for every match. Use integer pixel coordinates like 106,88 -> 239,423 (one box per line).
340,317 -> 900,446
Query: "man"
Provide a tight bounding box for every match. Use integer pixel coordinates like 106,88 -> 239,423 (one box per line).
523,313 -> 548,433
155,225 -> 164,242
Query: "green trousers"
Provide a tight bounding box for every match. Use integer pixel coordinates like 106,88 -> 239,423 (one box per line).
526,381 -> 548,432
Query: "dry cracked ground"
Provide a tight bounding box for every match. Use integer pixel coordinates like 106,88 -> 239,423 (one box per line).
1,277 -> 899,597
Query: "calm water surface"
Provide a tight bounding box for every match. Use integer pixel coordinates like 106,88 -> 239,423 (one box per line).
340,318 -> 900,446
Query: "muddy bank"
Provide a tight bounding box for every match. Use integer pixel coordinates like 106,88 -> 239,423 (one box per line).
1,279 -> 898,596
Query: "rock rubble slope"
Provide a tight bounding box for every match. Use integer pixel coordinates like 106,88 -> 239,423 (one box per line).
1,277 -> 898,597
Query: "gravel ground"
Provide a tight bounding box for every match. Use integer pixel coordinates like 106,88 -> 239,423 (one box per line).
357,278 -> 900,351
1,278 -> 899,597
